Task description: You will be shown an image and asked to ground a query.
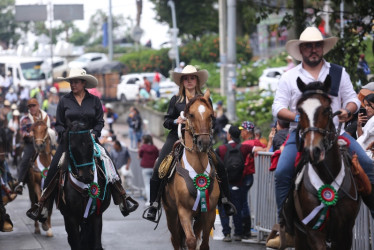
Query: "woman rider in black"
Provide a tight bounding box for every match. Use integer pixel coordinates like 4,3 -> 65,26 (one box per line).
26,68 -> 138,222
145,65 -> 235,221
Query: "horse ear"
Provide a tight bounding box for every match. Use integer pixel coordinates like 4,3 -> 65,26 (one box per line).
43,115 -> 48,124
203,88 -> 210,101
297,77 -> 307,93
323,75 -> 332,93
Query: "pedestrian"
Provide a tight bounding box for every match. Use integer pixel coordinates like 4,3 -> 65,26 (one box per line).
270,119 -> 290,152
26,68 -> 138,222
127,106 -> 137,149
138,134 -> 159,206
254,128 -> 267,146
215,125 -> 254,242
5,88 -> 17,104
127,107 -> 143,149
110,140 -> 131,172
357,94 -> 374,158
47,87 -> 59,118
153,70 -> 161,98
143,76 -> 151,93
239,121 -> 266,239
268,26 -> 374,248
144,65 -> 236,222
105,103 -> 118,131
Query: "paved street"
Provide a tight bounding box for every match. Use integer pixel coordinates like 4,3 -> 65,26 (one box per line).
0,117 -> 266,249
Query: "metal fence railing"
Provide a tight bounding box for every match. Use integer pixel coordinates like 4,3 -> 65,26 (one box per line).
253,151 -> 374,249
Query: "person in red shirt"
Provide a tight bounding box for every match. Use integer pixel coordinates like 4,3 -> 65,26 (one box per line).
139,134 -> 159,206
239,120 -> 266,239
143,76 -> 151,93
215,125 -> 253,242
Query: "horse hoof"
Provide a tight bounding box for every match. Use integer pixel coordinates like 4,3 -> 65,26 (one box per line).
42,222 -> 49,231
46,229 -> 53,237
34,228 -> 41,234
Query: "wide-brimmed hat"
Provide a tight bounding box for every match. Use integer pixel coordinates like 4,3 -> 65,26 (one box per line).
11,103 -> 17,110
223,124 -> 231,133
4,100 -> 10,107
358,89 -> 374,107
285,27 -> 339,61
57,68 -> 98,89
172,65 -> 208,86
27,98 -> 39,106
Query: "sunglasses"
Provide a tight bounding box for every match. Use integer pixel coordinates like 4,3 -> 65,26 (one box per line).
27,104 -> 37,108
301,42 -> 324,50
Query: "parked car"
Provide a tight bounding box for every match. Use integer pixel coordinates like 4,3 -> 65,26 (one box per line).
68,53 -> 108,71
258,67 -> 287,91
42,56 -> 68,79
116,72 -> 179,102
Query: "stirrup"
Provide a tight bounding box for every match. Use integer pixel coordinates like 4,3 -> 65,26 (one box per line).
142,202 -> 162,229
26,203 -> 48,223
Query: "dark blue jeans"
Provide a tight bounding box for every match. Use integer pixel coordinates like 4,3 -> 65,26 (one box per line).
218,185 -> 243,236
241,174 -> 254,218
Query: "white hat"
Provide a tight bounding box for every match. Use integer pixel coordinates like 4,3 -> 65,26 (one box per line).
12,110 -> 20,116
285,27 -> 338,61
172,65 -> 209,86
9,88 -> 14,93
57,68 -> 98,89
11,103 -> 17,110
223,124 -> 231,133
362,82 -> 374,91
49,86 -> 57,94
105,103 -> 113,109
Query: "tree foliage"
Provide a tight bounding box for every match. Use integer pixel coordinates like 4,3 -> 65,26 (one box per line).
149,0 -> 218,39
0,0 -> 19,48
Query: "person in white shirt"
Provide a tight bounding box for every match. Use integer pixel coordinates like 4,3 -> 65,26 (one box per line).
268,27 -> 374,248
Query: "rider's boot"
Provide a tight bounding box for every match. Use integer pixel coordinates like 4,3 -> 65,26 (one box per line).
210,149 -> 237,216
266,218 -> 295,249
111,180 -> 139,217
145,178 -> 161,222
1,185 -> 17,205
362,184 -> 374,218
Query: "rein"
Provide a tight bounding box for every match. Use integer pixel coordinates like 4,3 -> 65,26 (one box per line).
68,130 -> 101,169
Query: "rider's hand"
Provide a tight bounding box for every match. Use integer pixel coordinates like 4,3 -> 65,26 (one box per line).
337,108 -> 351,123
176,116 -> 185,124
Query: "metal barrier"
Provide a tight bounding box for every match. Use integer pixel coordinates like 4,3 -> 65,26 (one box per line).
253,151 -> 374,249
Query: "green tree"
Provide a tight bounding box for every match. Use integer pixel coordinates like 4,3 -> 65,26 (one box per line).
0,0 -> 20,48
149,0 -> 218,39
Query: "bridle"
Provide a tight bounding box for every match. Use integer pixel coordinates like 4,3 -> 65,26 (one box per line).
178,110 -> 213,152
296,90 -> 339,152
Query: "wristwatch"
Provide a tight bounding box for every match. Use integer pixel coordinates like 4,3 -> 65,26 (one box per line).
344,108 -> 352,118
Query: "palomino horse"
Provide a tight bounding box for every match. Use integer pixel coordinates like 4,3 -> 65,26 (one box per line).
287,76 -> 361,249
58,120 -> 111,250
163,90 -> 220,250
28,117 -> 54,236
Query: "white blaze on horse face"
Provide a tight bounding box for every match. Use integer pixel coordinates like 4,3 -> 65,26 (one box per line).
198,104 -> 206,120
301,98 -> 322,149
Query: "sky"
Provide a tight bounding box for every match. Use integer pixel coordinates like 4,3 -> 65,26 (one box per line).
15,0 -> 170,49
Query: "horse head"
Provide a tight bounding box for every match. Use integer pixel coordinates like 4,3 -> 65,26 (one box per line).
184,89 -> 214,152
32,116 -> 49,152
66,119 -> 95,184
296,75 -> 337,165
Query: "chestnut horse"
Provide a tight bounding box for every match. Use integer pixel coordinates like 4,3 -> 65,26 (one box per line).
27,117 -> 54,237
287,76 -> 360,249
163,90 -> 220,250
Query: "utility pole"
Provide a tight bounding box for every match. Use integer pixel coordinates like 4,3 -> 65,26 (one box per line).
219,0 -> 227,96
168,0 -> 180,68
108,0 -> 113,61
226,0 -> 237,121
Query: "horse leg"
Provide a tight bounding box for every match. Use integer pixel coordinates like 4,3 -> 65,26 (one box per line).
306,230 -> 326,250
44,209 -> 53,237
91,215 -> 104,250
64,215 -> 81,250
198,211 -> 216,250
178,207 -> 196,250
295,229 -> 311,250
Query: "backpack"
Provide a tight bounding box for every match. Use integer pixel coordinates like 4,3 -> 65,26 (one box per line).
223,144 -> 245,182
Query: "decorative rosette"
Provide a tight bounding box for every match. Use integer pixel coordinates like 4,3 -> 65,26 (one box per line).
317,184 -> 338,206
193,174 -> 211,191
88,182 -> 100,199
41,168 -> 48,179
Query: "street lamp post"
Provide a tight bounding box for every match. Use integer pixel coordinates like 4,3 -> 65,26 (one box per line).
167,0 -> 180,68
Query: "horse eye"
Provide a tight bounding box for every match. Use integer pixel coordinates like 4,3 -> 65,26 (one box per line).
189,114 -> 194,119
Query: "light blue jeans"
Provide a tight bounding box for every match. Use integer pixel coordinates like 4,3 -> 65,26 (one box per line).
141,168 -> 153,203
275,130 -> 374,218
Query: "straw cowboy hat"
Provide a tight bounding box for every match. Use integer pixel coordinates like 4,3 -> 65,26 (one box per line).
57,68 -> 98,89
285,27 -> 339,61
172,65 -> 208,86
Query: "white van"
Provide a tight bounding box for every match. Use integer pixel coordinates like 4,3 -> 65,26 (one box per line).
0,56 -> 52,90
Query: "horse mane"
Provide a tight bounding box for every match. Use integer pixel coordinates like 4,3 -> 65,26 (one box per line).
185,95 -> 212,114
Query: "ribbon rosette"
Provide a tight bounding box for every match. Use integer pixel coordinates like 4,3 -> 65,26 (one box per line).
193,174 -> 211,212
318,184 -> 338,206
41,168 -> 48,179
88,182 -> 100,199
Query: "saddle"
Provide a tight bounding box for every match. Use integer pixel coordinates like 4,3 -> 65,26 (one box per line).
158,140 -> 184,180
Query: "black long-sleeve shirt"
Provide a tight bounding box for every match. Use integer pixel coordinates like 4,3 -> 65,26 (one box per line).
55,90 -> 104,138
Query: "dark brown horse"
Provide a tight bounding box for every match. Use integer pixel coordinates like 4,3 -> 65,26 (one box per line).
58,120 -> 111,250
27,116 -> 54,236
288,76 -> 360,249
163,90 -> 220,250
